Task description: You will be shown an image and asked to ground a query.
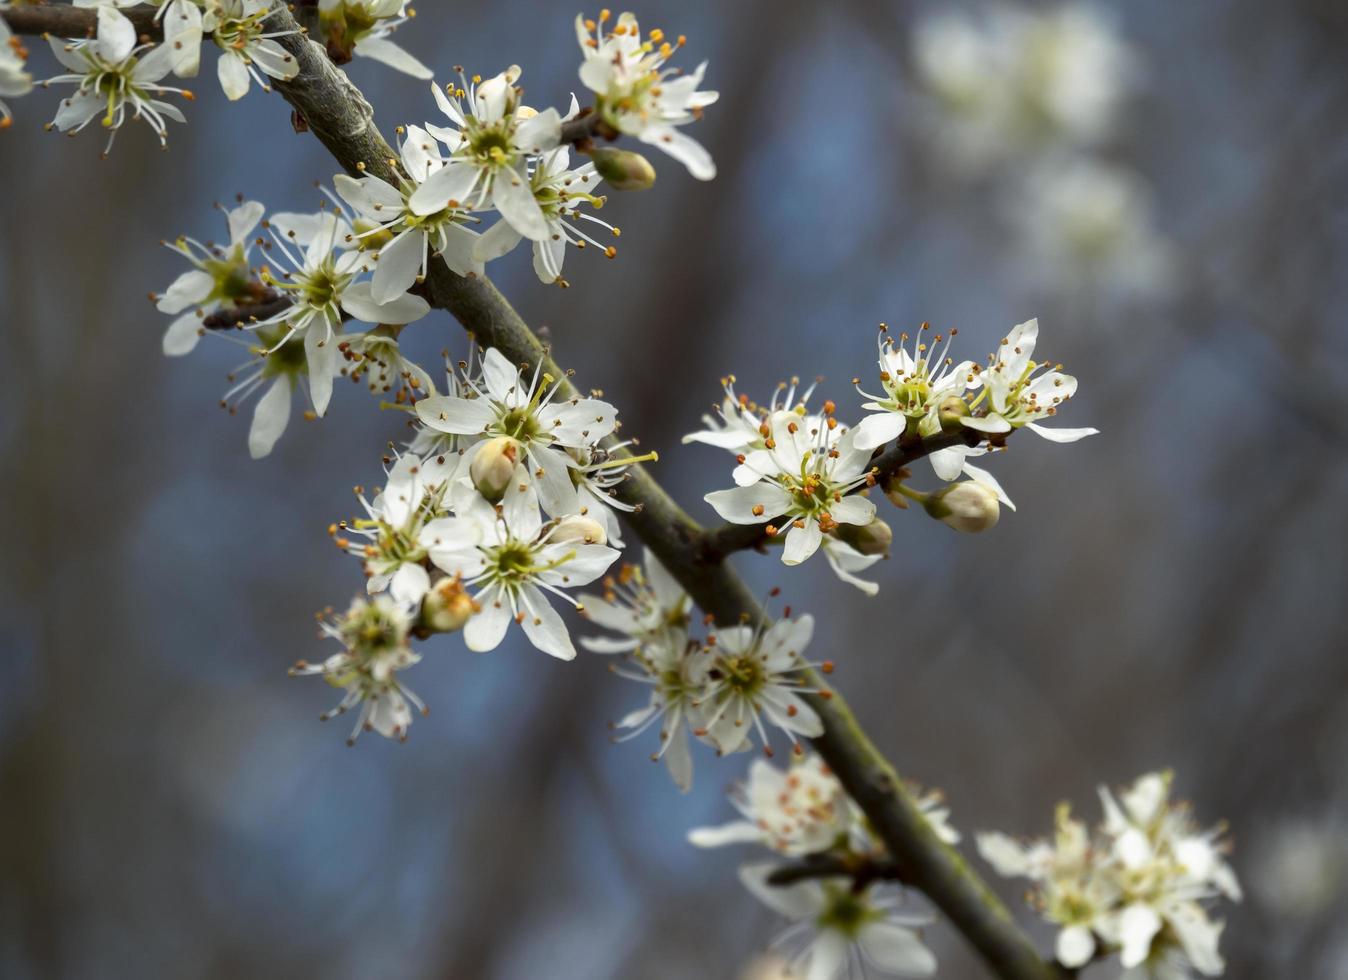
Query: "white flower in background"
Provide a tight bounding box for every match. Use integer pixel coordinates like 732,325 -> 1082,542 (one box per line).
911,6 -> 1132,171
692,614 -> 827,755
576,10 -> 719,179
605,625 -> 702,791
422,485 -> 621,661
1008,156 -> 1174,301
338,329 -> 436,402
42,6 -> 192,155
415,346 -> 619,517
705,409 -> 878,568
978,771 -> 1240,976
544,441 -> 657,550
739,865 -> 937,979
251,208 -> 430,418
288,594 -> 426,744
689,754 -> 851,856
204,0 -> 300,100
336,453 -> 451,605
0,18 -> 33,128
317,0 -> 431,78
579,548 -> 690,653
217,323 -> 342,459
682,375 -> 819,455
411,68 -> 563,242
852,323 -> 975,451
961,318 -> 1098,443
332,124 -> 484,303
158,197 -> 267,357
473,144 -> 621,285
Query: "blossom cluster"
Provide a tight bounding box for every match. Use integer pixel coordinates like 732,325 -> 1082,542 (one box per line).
910,4 -> 1172,301
977,771 -> 1241,978
686,753 -> 960,980
688,318 -> 1096,594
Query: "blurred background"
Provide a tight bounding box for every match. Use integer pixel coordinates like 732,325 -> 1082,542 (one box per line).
1,0 -> 1346,977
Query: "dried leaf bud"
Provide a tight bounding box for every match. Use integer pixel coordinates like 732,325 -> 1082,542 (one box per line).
925,481 -> 1000,534
832,517 -> 893,556
422,578 -> 477,634
550,515 -> 608,546
589,147 -> 658,191
470,436 -> 520,502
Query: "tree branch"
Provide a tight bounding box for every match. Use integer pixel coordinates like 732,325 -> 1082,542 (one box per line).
2,4 -> 157,38
9,4 -> 1059,976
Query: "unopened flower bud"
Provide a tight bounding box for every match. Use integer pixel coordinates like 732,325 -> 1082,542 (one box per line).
589,147 -> 657,191
925,481 -> 999,533
832,517 -> 893,556
937,395 -> 970,428
550,515 -> 608,546
422,577 -> 477,633
470,436 -> 520,502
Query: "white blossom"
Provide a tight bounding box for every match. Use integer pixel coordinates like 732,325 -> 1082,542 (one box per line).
42,7 -> 192,155
411,68 -> 564,242
960,318 -> 1098,443
705,410 -> 877,569
317,0 -> 431,79
157,197 -> 267,357
473,143 -> 621,285
978,771 -> 1240,977
421,484 -> 621,661
691,614 -> 827,756
415,346 -> 619,517
852,323 -> 976,452
912,6 -> 1133,173
689,754 -> 852,857
288,594 -> 426,744
739,865 -> 937,979
1007,156 -> 1175,301
248,208 -> 429,418
337,453 -> 454,606
204,0 -> 300,101
333,124 -> 484,303
579,548 -> 689,653
0,17 -> 33,128
682,376 -> 819,455
575,10 -> 719,179
604,624 -> 702,792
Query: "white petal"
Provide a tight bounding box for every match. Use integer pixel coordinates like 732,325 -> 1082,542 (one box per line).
492,163 -> 550,241
686,821 -> 763,848
371,230 -> 425,303
704,484 -> 792,524
341,281 -> 430,325
1055,925 -> 1096,968
639,124 -> 716,180
1117,904 -> 1162,968
737,863 -> 822,920
465,588 -> 511,652
415,395 -> 496,434
518,586 -> 576,660
1025,422 -> 1100,443
355,37 -> 433,80
408,161 -> 480,216
162,312 -> 202,356
961,414 -> 1012,434
858,922 -> 937,976
248,376 -> 291,459
390,562 -> 431,605
156,269 -> 214,314
782,521 -> 823,565
853,412 -> 907,450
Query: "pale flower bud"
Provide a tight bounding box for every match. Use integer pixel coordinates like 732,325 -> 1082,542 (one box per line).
421,577 -> 477,633
937,394 -> 970,428
470,436 -> 520,502
925,481 -> 1000,533
550,515 -> 608,546
589,147 -> 658,191
832,517 -> 893,556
